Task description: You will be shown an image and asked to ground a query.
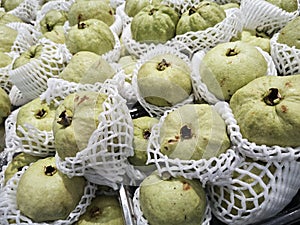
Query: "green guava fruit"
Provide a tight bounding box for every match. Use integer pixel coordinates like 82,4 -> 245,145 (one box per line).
124,0 -> 162,17
230,74 -> 300,147
2,0 -> 24,12
52,91 -> 107,160
277,16 -> 300,49
0,11 -> 22,24
39,9 -> 68,34
16,156 -> 86,222
42,25 -> 66,44
0,51 -> 12,68
68,0 -> 115,27
176,0 -> 226,35
130,4 -> 179,44
160,103 -> 230,160
75,195 -> 125,225
0,24 -> 18,53
128,116 -> 159,166
137,53 -> 192,107
139,171 -> 207,225
65,19 -> 115,55
0,86 -> 11,125
220,3 -> 240,10
4,152 -> 41,184
265,0 -> 298,12
200,41 -> 268,101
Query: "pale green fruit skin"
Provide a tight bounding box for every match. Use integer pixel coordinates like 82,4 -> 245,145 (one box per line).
42,25 -> 66,44
53,91 -> 107,160
118,55 -> 137,78
66,19 -> 115,55
137,54 -> 192,107
125,0 -> 162,17
39,10 -> 68,34
131,5 -> 179,44
68,0 -> 115,27
220,3 -> 240,10
76,195 -> 125,225
12,45 -> 43,69
0,11 -> 22,25
4,153 -> 41,184
277,16 -> 300,49
139,171 -> 207,225
176,1 -> 226,35
265,0 -> 298,12
0,24 -> 18,53
59,51 -> 115,84
128,116 -> 159,166
0,86 -> 11,125
0,51 -> 12,68
200,41 -> 268,101
2,0 -> 24,11
16,157 -> 86,222
160,104 -> 230,160
230,75 -> 300,147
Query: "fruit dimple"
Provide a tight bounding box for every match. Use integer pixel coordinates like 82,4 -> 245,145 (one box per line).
180,125 -> 192,140
157,59 -> 171,71
263,88 -> 282,106
44,165 -> 57,176
35,108 -> 47,119
143,129 -> 151,139
57,110 -> 72,127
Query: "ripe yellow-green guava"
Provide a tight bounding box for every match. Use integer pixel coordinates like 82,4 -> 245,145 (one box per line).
277,16 -> 300,49
2,0 -> 24,12
0,86 -> 11,125
16,157 -> 86,222
42,25 -> 66,44
125,0 -> 162,17
139,171 -> 207,225
39,9 -> 68,34
0,11 -> 22,25
0,24 -> 18,53
220,3 -> 240,10
137,53 -> 192,107
160,104 -> 230,160
0,51 -> 12,68
265,0 -> 298,12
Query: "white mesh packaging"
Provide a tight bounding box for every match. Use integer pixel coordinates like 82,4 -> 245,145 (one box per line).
9,38 -> 71,101
133,186 -> 212,225
0,54 -> 15,93
270,33 -> 300,76
0,165 -> 97,225
7,0 -> 40,23
191,46 -> 277,104
8,85 -> 31,107
207,158 -> 300,225
131,45 -> 195,117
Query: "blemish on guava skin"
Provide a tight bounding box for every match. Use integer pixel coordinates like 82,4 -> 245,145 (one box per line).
90,206 -> 102,218
180,125 -> 192,140
183,182 -> 191,191
75,95 -> 90,105
285,81 -> 293,88
281,105 -> 288,113
57,110 -> 72,127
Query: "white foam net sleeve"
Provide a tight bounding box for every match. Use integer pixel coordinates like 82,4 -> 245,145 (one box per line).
239,0 -> 299,36
0,165 -> 97,225
132,186 -> 212,225
270,33 -> 300,76
9,38 -> 71,101
131,45 -> 195,117
214,101 -> 300,162
7,0 -> 40,23
207,159 -> 300,225
147,103 -> 242,186
191,47 -> 277,104
8,85 -> 32,107
0,54 -> 15,94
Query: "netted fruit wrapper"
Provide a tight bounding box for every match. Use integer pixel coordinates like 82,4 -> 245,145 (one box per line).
8,85 -> 32,107
208,158 -> 300,225
5,0 -> 40,23
191,46 -> 277,104
133,186 -> 212,225
146,101 -> 242,186
270,33 -> 300,76
0,54 -> 16,94
0,165 -> 97,225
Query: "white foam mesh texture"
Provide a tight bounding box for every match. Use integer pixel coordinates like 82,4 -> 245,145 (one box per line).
215,101 -> 300,162
133,186 -> 212,225
147,103 -> 242,186
0,54 -> 15,94
270,33 -> 300,76
9,38 -> 71,101
8,85 -> 32,107
0,165 -> 97,225
131,45 -> 195,117
191,46 -> 278,104
207,159 -> 300,225
8,0 -> 40,23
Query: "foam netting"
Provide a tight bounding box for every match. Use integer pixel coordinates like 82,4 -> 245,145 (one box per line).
191,46 -> 278,104
0,54 -> 15,94
207,158 -> 300,225
120,2 -> 243,58
40,78 -> 137,190
0,165 -> 97,225
214,101 -> 300,162
270,33 -> 300,76
133,186 -> 212,225
239,0 -> 299,37
131,45 -> 195,117
146,103 -> 242,186
8,85 -> 32,107
7,0 -> 40,23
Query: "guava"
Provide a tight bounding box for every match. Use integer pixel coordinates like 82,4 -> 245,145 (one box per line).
65,19 -> 115,55
176,0 -> 226,35
0,86 -> 11,125
16,156 -> 86,222
220,3 -> 240,10
137,53 -> 192,107
0,11 -> 22,24
265,0 -> 298,12
0,51 -> 12,68
124,0 -> 162,17
139,171 -> 207,225
128,116 -> 159,166
0,24 -> 18,53
200,41 -> 268,101
39,9 -> 68,34
75,195 -> 125,225
68,0 -> 115,27
160,104 -> 230,160
130,4 -> 179,44
117,55 -> 137,82
277,16 -> 300,49
230,74 -> 300,147
2,0 -> 24,12
42,25 -> 66,44
52,91 -> 108,160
